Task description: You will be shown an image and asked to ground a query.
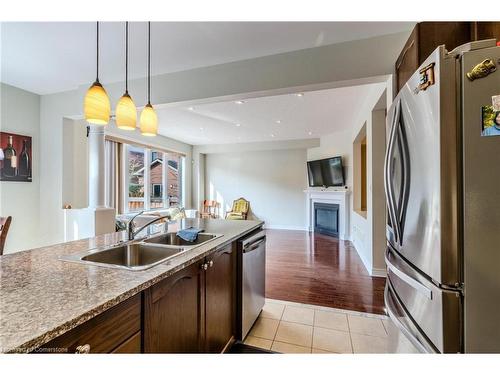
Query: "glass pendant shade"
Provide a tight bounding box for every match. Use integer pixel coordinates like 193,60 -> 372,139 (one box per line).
139,103 -> 158,136
115,93 -> 137,130
84,81 -> 111,125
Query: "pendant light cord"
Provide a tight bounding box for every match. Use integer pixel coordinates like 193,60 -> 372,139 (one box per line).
125,21 -> 129,93
96,21 -> 99,82
148,21 -> 151,104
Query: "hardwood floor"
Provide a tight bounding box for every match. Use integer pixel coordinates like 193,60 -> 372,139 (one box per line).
265,229 -> 386,315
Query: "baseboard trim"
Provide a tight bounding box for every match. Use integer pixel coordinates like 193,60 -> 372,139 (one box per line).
371,268 -> 387,277
350,241 -> 387,278
353,244 -> 372,276
263,225 -> 308,231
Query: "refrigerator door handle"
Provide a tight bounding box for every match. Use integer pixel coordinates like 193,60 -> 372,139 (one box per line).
384,100 -> 401,244
385,249 -> 433,300
385,279 -> 438,353
396,103 -> 411,244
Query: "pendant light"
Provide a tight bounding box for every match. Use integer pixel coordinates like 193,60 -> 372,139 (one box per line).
84,22 -> 111,125
116,22 -> 137,130
140,22 -> 158,137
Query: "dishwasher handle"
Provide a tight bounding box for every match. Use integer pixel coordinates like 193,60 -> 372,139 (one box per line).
240,230 -> 266,248
243,238 -> 266,253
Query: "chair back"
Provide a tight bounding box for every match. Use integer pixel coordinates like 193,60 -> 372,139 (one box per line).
202,200 -> 211,213
0,216 -> 12,256
201,200 -> 220,219
231,198 -> 250,214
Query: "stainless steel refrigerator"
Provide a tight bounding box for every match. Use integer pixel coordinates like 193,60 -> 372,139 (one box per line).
384,39 -> 500,353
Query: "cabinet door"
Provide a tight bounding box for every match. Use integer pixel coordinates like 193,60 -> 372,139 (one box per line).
473,22 -> 500,41
205,243 -> 236,353
396,26 -> 418,92
143,259 -> 205,353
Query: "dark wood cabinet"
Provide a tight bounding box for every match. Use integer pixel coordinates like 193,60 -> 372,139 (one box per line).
143,259 -> 206,353
36,240 -> 241,354
205,243 -> 236,353
40,293 -> 141,353
395,22 -> 500,93
143,242 -> 237,353
472,22 -> 500,42
112,331 -> 142,353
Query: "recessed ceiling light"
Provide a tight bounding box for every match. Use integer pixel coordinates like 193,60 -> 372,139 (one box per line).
235,100 -> 245,104
188,106 -> 195,111
235,123 -> 241,127
270,134 -> 275,138
308,131 -> 313,135
199,127 -> 204,131
296,93 -> 304,97
275,120 -> 281,124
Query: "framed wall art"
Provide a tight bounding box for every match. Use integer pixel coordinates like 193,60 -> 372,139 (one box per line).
0,131 -> 32,182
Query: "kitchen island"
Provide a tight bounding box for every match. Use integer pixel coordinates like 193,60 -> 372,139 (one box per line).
0,218 -> 263,353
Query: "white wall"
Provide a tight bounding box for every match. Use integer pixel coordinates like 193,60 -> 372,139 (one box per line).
194,138 -> 319,212
349,87 -> 390,276
0,83 -> 40,253
62,119 -> 88,209
306,83 -> 390,276
205,149 -> 308,230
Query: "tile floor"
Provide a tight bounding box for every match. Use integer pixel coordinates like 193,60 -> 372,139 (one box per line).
244,298 -> 415,354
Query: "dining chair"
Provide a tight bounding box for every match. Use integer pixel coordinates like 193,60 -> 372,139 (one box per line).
0,216 -> 12,255
201,200 -> 220,219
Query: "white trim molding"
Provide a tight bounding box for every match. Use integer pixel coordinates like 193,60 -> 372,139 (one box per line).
304,189 -> 350,240
371,267 -> 387,278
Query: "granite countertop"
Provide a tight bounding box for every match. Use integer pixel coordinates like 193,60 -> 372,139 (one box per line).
0,218 -> 263,353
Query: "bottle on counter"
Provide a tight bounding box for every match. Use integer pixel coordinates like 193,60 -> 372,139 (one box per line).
2,136 -> 17,178
18,139 -> 30,178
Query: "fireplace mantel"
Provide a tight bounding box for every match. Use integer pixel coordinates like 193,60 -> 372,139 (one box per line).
304,189 -> 350,240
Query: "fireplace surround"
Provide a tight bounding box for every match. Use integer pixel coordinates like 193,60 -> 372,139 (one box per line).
304,189 -> 350,240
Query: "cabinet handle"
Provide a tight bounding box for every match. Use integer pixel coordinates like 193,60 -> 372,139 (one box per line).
75,344 -> 91,354
201,263 -> 208,271
208,260 -> 214,268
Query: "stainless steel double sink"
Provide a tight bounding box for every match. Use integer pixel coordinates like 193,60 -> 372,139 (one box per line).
60,232 -> 222,271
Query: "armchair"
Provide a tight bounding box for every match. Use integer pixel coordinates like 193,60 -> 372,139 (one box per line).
225,198 -> 250,220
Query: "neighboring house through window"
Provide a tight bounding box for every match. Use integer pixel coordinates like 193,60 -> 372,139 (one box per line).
122,144 -> 185,213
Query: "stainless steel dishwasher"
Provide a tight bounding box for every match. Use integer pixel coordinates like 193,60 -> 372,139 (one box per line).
237,229 -> 266,340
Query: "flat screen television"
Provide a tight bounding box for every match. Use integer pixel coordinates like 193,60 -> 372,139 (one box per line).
307,156 -> 345,187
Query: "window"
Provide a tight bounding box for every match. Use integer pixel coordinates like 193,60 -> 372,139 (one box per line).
122,144 -> 184,213
152,184 -> 162,198
127,146 -> 145,212
149,150 -> 165,209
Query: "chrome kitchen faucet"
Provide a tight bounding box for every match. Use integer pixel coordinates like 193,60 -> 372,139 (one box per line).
127,211 -> 171,240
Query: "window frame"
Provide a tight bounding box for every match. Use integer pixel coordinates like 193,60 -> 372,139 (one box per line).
121,144 -> 184,213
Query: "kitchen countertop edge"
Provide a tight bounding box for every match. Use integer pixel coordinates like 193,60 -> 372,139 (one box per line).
1,219 -> 263,353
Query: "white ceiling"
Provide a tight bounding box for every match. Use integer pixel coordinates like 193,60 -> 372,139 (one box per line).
156,82 -> 386,145
1,22 -> 414,95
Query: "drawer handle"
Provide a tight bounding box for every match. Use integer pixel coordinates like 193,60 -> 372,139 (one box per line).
75,344 -> 91,354
385,251 -> 432,300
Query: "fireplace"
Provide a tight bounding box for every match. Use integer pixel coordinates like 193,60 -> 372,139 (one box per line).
305,189 -> 350,240
314,202 -> 339,237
